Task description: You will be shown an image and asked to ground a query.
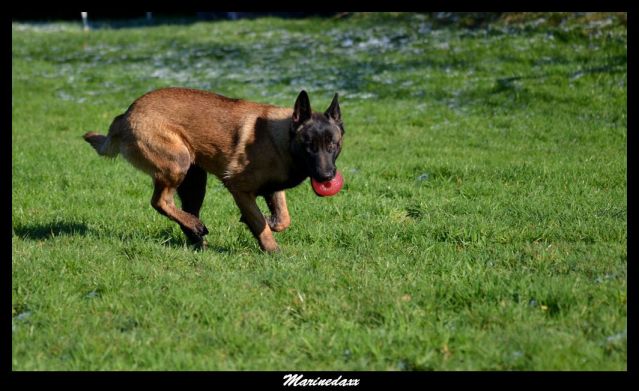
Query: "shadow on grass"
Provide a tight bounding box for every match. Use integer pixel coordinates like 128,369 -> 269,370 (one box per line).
14,221 -> 235,253
154,227 -> 235,254
13,222 -> 89,240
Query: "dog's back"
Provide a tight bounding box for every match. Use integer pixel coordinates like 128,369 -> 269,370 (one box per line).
85,87 -> 293,182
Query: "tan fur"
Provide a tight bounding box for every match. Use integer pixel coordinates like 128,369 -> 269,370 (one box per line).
84,87 -> 310,253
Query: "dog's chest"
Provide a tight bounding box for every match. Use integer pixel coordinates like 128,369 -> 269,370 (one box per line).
256,169 -> 307,196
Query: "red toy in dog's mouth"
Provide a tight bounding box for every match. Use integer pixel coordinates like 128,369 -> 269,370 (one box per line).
311,171 -> 344,197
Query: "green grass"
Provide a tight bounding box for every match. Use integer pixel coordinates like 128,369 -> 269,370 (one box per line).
12,13 -> 626,370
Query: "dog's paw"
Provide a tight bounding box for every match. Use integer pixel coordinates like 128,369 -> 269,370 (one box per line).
183,220 -> 208,244
260,241 -> 280,253
192,220 -> 208,237
266,215 -> 290,232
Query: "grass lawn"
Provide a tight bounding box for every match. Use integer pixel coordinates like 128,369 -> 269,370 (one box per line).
12,12 -> 626,370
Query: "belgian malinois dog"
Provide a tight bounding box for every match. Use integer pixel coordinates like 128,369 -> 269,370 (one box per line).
83,88 -> 344,253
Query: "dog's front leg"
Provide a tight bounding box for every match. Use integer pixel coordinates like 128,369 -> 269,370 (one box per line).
232,191 -> 279,253
264,191 -> 291,232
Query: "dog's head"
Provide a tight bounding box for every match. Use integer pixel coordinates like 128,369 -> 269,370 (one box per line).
290,90 -> 344,182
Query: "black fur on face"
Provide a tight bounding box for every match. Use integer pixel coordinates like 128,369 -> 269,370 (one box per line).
290,91 -> 344,182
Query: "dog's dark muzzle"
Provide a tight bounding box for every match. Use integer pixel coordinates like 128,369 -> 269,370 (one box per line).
313,168 -> 336,183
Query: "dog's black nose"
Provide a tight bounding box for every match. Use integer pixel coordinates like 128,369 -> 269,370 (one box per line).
316,170 -> 336,182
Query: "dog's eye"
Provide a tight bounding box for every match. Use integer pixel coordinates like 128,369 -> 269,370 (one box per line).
327,142 -> 336,152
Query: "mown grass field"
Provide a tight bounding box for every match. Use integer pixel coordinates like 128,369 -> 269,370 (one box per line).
12,13 -> 626,370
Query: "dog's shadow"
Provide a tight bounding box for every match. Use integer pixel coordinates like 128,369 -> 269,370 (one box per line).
13,221 -> 89,240
156,228 -> 233,254
13,221 -> 234,253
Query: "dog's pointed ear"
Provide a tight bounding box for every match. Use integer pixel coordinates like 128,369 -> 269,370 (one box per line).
324,92 -> 341,123
292,90 -> 312,129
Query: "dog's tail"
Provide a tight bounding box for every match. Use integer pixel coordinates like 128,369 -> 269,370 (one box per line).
83,114 -> 125,158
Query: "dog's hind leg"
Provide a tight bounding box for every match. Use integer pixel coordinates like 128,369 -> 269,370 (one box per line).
177,165 -> 208,244
152,180 -> 209,245
121,135 -> 209,246
264,191 -> 291,232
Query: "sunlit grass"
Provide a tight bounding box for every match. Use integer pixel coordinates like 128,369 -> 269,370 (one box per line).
12,13 -> 626,370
